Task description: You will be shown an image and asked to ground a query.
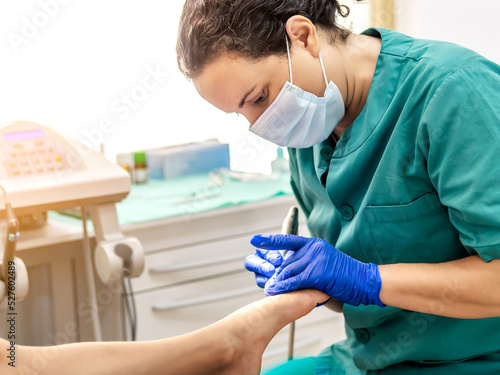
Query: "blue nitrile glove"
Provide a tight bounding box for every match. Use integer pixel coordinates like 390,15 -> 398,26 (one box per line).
244,246 -> 284,288
249,234 -> 385,307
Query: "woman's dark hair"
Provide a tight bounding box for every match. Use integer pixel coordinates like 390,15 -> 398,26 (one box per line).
176,0 -> 350,79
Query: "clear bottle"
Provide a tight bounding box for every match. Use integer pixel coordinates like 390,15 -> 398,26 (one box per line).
133,152 -> 148,184
271,147 -> 289,174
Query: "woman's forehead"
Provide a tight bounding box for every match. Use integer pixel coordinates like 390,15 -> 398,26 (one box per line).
193,53 -> 287,112
193,56 -> 252,111
195,54 -> 284,92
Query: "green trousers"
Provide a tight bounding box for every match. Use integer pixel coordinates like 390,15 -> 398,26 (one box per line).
262,357 -> 316,375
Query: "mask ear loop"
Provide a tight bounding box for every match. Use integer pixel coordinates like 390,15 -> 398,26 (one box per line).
318,52 -> 329,87
287,35 -> 328,87
285,36 -> 293,84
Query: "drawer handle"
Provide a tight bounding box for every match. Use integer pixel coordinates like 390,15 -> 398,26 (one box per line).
152,286 -> 258,311
262,335 -> 322,360
149,253 -> 247,274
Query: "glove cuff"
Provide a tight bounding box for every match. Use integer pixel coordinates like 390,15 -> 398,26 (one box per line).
363,263 -> 385,307
328,257 -> 385,308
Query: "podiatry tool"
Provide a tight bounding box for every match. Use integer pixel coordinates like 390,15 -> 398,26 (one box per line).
281,206 -> 299,361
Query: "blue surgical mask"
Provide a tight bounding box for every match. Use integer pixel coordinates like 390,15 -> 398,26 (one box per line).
250,37 -> 345,148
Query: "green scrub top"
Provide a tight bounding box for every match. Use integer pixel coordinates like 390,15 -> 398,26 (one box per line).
288,28 -> 500,374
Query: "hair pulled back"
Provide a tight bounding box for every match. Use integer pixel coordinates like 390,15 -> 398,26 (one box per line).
176,0 -> 350,79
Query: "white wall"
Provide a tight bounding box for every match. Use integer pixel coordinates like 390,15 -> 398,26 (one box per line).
339,0 -> 373,33
394,0 -> 500,64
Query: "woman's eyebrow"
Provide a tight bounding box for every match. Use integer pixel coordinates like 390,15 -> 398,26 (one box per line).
239,86 -> 256,108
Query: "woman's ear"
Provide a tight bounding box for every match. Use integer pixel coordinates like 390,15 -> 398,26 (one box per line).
285,15 -> 321,57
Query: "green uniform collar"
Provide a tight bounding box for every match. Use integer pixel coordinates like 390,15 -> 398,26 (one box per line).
332,28 -> 413,158
362,28 -> 414,57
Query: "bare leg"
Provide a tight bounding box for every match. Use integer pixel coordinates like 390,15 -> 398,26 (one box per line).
215,289 -> 329,375
0,289 -> 328,375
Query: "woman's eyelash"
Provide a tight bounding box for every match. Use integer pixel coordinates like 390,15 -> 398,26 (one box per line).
254,90 -> 266,104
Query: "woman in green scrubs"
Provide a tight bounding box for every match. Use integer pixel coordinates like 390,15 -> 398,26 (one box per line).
176,0 -> 500,373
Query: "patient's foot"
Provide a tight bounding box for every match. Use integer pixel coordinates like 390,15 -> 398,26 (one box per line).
212,289 -> 329,375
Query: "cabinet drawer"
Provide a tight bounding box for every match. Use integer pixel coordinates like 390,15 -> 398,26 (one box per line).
131,223 -> 307,292
134,270 -> 264,340
131,235 -> 256,292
